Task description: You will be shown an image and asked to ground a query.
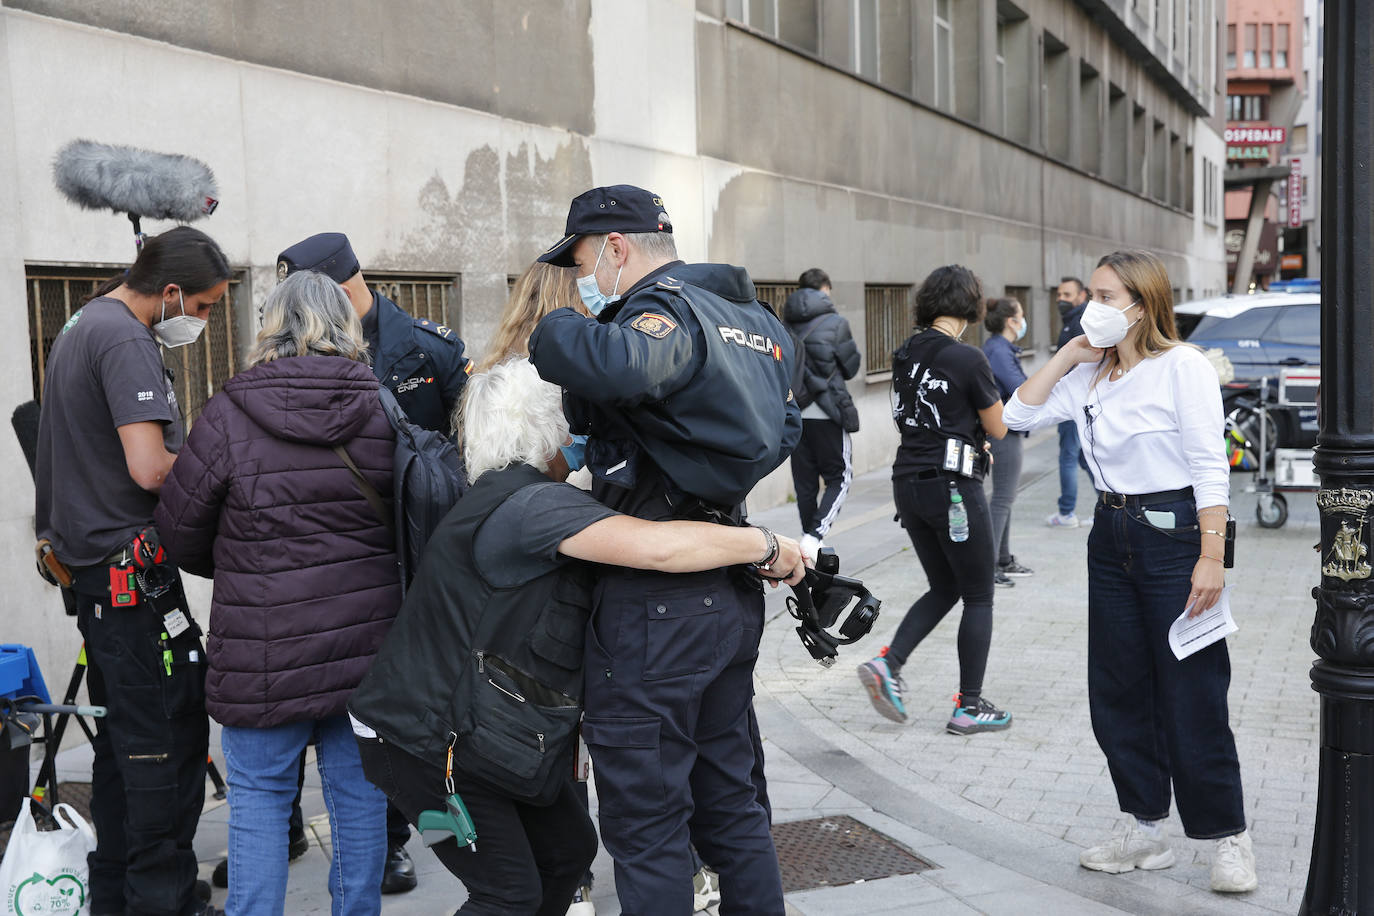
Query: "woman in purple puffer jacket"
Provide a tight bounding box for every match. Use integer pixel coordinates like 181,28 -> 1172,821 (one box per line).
156,270 -> 400,916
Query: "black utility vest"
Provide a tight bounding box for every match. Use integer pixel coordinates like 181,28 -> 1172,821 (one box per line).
349,463 -> 594,805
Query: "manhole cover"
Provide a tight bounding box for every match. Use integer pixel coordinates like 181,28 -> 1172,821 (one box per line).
771,814 -> 936,892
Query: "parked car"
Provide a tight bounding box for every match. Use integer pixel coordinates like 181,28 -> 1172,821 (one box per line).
1174,291 -> 1319,449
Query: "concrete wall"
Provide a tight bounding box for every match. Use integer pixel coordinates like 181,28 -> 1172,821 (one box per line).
0,0 -> 1225,690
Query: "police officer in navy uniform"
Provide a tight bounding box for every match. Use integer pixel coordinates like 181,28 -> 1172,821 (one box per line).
277,233 -> 470,435
529,185 -> 802,916
270,233 -> 469,894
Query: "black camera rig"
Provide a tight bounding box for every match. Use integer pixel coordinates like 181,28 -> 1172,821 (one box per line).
787,548 -> 881,667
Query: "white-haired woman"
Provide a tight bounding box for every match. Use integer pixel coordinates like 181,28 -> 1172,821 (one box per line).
349,358 -> 805,916
156,270 -> 400,916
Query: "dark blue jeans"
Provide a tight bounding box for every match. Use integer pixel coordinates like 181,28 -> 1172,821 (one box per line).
888,473 -> 996,698
1087,496 -> 1246,839
1057,421 -> 1092,517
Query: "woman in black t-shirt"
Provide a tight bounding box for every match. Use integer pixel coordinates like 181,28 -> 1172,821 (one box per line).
857,265 -> 1013,734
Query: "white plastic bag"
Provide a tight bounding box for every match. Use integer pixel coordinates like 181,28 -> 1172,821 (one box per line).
0,798 -> 95,915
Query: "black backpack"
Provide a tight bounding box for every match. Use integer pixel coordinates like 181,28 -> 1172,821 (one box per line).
788,323 -> 820,409
335,387 -> 468,593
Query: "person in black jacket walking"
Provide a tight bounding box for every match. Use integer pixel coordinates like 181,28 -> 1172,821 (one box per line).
783,269 -> 861,559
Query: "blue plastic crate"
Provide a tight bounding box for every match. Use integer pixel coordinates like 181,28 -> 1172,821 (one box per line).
0,644 -> 51,703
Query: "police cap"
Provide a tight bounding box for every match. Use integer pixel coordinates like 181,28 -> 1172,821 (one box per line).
276,232 -> 361,284
539,185 -> 673,267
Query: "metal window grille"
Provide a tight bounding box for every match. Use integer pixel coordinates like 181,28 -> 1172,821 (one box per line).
367,273 -> 460,328
753,282 -> 799,316
864,284 -> 913,374
26,266 -> 243,428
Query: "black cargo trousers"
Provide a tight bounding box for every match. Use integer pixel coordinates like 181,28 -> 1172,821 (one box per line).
71,564 -> 208,916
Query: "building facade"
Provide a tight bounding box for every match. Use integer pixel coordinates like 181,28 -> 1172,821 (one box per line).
1284,0 -> 1321,280
0,0 -> 1226,675
1222,0 -> 1305,286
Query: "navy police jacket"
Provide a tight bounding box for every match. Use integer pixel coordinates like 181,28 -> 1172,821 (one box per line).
370,291 -> 470,434
530,261 -> 802,518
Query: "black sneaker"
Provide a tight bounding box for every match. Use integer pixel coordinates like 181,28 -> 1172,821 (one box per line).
946,695 -> 1013,735
998,557 -> 1034,577
994,571 -> 1015,588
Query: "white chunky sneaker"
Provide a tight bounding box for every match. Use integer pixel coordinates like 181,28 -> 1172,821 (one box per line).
1079,820 -> 1175,874
1211,830 -> 1258,892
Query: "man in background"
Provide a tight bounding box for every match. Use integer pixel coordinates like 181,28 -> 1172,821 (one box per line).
783,268 -> 860,559
1048,276 -> 1091,528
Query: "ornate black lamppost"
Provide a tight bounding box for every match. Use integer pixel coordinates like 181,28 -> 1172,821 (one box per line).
1301,1 -> 1374,911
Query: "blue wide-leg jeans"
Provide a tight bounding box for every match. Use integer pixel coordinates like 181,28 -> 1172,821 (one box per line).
1086,496 -> 1247,839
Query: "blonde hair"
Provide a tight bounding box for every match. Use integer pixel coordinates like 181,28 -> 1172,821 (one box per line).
248,271 -> 367,367
461,358 -> 568,483
473,262 -> 585,374
1093,249 -> 1186,383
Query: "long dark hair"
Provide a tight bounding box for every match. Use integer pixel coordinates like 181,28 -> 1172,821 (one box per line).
87,226 -> 231,302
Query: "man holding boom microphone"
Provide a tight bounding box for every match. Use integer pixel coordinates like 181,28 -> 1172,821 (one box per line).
35,227 -> 231,916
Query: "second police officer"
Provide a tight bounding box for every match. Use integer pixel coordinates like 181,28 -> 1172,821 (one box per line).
277,232 -> 470,435
529,185 -> 802,916
267,232 -> 470,895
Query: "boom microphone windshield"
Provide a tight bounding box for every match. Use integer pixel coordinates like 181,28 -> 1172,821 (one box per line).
53,139 -> 219,249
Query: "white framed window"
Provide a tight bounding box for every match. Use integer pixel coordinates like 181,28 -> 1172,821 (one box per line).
852,0 -> 879,80
727,0 -> 779,37
934,0 -> 954,110
994,18 -> 1007,133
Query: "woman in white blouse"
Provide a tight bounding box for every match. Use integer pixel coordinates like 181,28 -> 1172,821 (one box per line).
1003,250 -> 1257,894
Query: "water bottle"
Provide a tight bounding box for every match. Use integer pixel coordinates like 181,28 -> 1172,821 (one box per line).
948,482 -> 969,543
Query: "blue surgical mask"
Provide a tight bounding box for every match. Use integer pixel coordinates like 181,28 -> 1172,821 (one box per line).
575,237 -> 623,317
1014,316 -> 1027,341
559,434 -> 588,472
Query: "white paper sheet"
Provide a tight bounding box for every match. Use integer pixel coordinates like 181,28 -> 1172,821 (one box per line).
1168,585 -> 1238,660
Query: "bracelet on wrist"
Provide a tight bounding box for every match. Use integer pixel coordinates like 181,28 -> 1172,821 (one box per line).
1201,529 -> 1226,538
1199,553 -> 1224,563
752,526 -> 780,570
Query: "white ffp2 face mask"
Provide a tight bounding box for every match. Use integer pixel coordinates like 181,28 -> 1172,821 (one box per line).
1079,299 -> 1140,348
153,289 -> 208,349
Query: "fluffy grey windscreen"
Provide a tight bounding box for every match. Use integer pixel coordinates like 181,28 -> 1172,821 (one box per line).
52,139 -> 218,222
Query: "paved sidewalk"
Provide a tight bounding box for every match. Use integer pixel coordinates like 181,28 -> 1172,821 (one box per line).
748,429 -> 1320,914
38,431 -> 1323,913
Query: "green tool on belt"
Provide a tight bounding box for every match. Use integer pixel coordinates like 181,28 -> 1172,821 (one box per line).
417,792 -> 478,851
417,735 -> 478,851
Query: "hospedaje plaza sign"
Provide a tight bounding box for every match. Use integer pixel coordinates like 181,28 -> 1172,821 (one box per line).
1225,126 -> 1287,162
1225,126 -> 1288,144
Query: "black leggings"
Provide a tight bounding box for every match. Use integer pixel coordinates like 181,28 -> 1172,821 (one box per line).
887,473 -> 996,699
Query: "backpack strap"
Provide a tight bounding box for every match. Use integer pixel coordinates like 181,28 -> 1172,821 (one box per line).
333,445 -> 396,537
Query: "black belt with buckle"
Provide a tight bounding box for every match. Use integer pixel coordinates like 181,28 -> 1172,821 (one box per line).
1098,486 -> 1194,510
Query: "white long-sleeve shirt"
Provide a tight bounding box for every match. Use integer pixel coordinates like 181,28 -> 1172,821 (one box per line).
1002,345 -> 1229,511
